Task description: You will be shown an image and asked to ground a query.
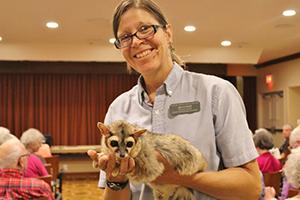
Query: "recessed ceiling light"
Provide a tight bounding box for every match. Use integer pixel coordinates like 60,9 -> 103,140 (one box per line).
109,38 -> 116,44
46,21 -> 59,29
282,9 -> 296,16
0,36 -> 2,42
221,40 -> 232,47
184,25 -> 196,32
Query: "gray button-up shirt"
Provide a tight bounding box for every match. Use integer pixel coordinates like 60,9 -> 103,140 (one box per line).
99,63 -> 258,200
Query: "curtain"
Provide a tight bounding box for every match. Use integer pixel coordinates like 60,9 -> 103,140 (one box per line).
0,74 -> 138,145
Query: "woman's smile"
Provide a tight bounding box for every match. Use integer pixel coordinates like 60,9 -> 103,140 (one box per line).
134,48 -> 154,59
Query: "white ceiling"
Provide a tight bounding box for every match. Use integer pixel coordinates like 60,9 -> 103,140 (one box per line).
0,0 -> 299,64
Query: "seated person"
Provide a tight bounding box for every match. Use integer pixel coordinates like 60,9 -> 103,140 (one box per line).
0,126 -> 17,145
0,138 -> 53,199
280,127 -> 300,200
279,124 -> 293,160
289,127 -> 300,152
264,150 -> 300,200
35,135 -> 53,158
20,128 -> 49,178
253,128 -> 282,173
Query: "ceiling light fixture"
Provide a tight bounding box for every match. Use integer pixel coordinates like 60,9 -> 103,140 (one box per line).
0,36 -> 2,42
109,38 -> 116,44
221,40 -> 232,47
282,9 -> 296,16
46,21 -> 59,29
184,25 -> 196,32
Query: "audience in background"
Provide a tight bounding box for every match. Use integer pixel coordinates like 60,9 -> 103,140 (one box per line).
280,127 -> 300,200
0,138 -> 53,199
253,128 -> 282,173
20,128 -> 49,178
279,124 -> 292,158
0,126 -> 17,145
264,150 -> 300,200
35,135 -> 53,158
0,126 -> 10,135
289,127 -> 300,151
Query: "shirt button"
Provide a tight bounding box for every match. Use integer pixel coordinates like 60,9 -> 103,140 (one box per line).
155,110 -> 160,115
168,90 -> 173,95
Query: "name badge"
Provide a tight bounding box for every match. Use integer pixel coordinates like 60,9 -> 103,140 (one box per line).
168,101 -> 200,117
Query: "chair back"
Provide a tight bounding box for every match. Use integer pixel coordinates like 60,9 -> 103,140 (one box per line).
37,174 -> 53,187
44,155 -> 59,181
287,188 -> 299,198
263,171 -> 282,195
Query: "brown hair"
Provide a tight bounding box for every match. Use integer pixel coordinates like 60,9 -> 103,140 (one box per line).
112,0 -> 185,71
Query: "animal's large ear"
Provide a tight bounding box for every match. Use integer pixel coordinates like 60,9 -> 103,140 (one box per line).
133,129 -> 147,138
97,122 -> 110,137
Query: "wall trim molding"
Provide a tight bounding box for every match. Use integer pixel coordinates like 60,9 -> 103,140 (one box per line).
255,52 -> 300,68
0,61 -> 227,75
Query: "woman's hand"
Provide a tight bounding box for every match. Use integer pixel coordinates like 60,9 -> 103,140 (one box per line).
264,186 -> 277,200
87,150 -> 135,182
152,152 -> 181,185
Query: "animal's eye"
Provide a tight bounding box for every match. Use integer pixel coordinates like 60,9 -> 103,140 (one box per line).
126,141 -> 133,148
110,141 -> 118,147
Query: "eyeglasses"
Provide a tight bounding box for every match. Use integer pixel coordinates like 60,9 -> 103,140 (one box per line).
17,153 -> 30,166
114,24 -> 165,49
19,153 -> 30,159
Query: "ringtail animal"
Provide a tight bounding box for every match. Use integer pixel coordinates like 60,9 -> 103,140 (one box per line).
96,120 -> 206,200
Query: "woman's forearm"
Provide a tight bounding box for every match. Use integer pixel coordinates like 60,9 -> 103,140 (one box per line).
103,185 -> 131,200
180,160 -> 262,200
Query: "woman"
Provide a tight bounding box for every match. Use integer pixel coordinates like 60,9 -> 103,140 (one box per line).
88,0 -> 261,199
20,128 -> 49,178
264,151 -> 300,200
0,126 -> 17,145
35,135 -> 53,158
253,128 -> 282,173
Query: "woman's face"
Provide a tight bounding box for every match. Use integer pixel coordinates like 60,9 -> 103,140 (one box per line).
117,8 -> 173,76
28,140 -> 42,152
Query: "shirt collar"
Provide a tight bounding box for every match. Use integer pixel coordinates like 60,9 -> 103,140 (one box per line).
0,168 -> 23,178
137,63 -> 184,104
164,62 -> 184,96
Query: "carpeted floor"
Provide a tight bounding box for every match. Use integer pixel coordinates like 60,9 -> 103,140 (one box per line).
62,179 -> 104,200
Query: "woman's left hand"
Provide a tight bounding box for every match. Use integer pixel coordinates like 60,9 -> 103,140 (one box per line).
264,186 -> 277,200
151,152 -> 181,185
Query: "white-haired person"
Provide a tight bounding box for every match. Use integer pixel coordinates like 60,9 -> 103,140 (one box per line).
35,135 -> 53,158
0,138 -> 54,199
264,150 -> 300,200
20,128 -> 49,178
0,126 -> 17,145
279,127 -> 300,200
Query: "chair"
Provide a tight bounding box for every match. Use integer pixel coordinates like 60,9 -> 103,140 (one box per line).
44,163 -> 52,174
44,156 -> 59,182
33,176 -> 55,200
37,175 -> 53,188
263,171 -> 282,196
287,188 -> 299,198
44,156 -> 62,200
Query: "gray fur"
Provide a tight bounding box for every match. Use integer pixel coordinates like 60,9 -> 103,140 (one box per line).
98,120 -> 206,200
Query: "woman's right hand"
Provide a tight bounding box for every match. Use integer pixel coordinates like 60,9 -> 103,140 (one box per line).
87,150 -> 135,182
264,186 -> 277,200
